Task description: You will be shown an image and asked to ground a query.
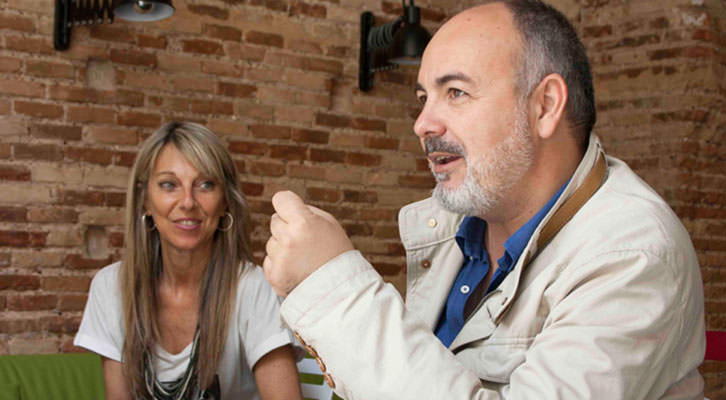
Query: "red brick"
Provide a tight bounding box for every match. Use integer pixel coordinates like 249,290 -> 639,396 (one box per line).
241,182 -> 264,197
270,144 -> 307,161
326,45 -> 351,58
353,117 -> 386,131
306,57 -> 342,74
4,34 -> 53,54
191,99 -> 234,115
65,147 -> 114,166
398,174 -> 434,189
14,100 -> 62,118
66,105 -> 115,123
43,315 -> 81,334
136,34 -> 167,49
310,148 -> 345,163
0,206 -> 26,222
48,85 -> 98,103
103,90 -> 145,107
0,318 -> 40,334
110,48 -> 156,67
316,112 -> 350,128
204,24 -> 242,42
109,232 -> 124,247
14,143 -> 63,161
0,13 -> 34,32
118,110 -> 161,128
359,208 -> 396,222
188,4 -> 229,19
249,161 -> 286,177
343,190 -> 377,203
27,207 -> 78,223
0,275 -> 40,291
366,136 -> 399,150
217,82 -> 257,98
63,254 -> 112,270
289,1 -> 327,18
248,0 -> 288,12
0,143 -> 9,159
584,25 -> 613,38
113,151 -> 137,167
250,124 -> 291,139
346,152 -> 382,166
182,39 -> 225,56
343,222 -> 372,236
58,294 -> 87,311
57,189 -> 105,206
0,164 -> 30,181
246,31 -> 284,48
105,192 -> 126,207
30,124 -> 82,141
89,25 -> 134,44
0,231 -> 47,247
0,56 -> 22,73
229,140 -> 269,155
7,295 -> 57,311
307,187 -> 341,203
26,60 -> 74,78
291,128 -> 329,144
373,225 -> 399,239
287,39 -> 323,54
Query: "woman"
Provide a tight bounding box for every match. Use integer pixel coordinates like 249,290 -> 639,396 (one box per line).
74,122 -> 302,399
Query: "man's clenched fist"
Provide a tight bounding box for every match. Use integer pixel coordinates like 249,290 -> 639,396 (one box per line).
263,190 -> 354,297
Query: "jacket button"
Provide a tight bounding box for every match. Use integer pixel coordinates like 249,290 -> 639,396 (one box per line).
427,218 -> 437,228
323,373 -> 335,389
421,260 -> 431,269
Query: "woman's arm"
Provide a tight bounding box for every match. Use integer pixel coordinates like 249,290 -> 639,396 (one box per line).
101,356 -> 133,400
253,344 -> 303,400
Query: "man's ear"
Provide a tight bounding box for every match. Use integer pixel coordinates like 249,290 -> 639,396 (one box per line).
530,73 -> 567,140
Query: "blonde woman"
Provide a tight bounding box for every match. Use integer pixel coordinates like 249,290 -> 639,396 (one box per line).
74,122 -> 302,400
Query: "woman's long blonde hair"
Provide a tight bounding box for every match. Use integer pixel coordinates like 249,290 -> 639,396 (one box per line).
121,121 -> 252,396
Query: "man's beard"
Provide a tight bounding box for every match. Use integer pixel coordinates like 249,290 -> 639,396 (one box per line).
427,103 -> 534,217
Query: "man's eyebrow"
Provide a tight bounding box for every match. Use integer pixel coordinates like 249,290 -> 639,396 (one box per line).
435,73 -> 473,86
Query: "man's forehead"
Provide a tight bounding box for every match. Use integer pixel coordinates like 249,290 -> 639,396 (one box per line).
417,4 -> 519,89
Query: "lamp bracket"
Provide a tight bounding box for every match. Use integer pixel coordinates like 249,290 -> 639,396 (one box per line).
359,11 -> 401,92
54,0 -> 115,50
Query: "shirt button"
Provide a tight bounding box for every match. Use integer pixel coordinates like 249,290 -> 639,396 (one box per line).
460,285 -> 470,294
427,218 -> 437,228
421,260 -> 431,269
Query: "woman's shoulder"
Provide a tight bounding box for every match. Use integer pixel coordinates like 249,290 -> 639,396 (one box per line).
237,260 -> 266,286
90,261 -> 123,292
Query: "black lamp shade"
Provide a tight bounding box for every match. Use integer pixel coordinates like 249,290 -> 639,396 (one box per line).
114,0 -> 174,22
389,24 -> 431,65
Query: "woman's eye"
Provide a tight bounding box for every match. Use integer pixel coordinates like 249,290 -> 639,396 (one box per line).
159,181 -> 176,190
199,180 -> 215,190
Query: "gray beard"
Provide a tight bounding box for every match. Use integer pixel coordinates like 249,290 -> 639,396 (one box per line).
430,108 -> 533,217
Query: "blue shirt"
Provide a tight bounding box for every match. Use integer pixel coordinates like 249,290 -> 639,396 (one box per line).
435,182 -> 568,347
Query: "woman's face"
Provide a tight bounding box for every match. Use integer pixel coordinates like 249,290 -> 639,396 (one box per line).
144,143 -> 226,256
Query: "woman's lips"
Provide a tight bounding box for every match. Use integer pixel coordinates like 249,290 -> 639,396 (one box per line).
174,219 -> 201,231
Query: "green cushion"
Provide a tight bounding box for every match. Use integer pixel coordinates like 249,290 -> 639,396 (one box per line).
0,383 -> 20,400
0,353 -> 105,400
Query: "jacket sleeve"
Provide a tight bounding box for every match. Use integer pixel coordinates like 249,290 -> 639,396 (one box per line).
280,250 -> 498,400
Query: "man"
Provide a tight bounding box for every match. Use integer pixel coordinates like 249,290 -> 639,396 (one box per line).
263,1 -> 706,398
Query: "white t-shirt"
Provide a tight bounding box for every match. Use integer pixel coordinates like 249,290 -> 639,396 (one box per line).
74,261 -> 296,399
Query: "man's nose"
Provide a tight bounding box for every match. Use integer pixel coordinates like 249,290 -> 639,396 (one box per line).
413,102 -> 445,139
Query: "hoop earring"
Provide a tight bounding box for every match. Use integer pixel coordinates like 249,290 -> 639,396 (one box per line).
141,214 -> 156,231
218,212 -> 234,232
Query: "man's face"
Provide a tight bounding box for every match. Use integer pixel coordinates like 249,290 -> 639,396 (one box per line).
413,4 -> 534,217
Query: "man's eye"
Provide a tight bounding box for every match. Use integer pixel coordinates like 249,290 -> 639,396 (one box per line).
416,93 -> 427,105
449,88 -> 465,98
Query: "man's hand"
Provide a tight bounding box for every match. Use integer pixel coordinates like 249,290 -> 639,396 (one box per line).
263,190 -> 354,297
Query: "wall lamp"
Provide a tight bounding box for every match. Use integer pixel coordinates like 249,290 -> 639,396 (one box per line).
359,0 -> 431,92
54,0 -> 175,51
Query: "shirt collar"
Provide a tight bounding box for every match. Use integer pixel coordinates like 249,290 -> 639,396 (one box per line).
455,180 -> 569,271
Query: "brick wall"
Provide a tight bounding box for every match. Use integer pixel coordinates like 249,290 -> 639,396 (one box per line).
0,0 -> 724,397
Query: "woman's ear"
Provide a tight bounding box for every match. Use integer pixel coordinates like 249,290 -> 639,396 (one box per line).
529,73 -> 568,140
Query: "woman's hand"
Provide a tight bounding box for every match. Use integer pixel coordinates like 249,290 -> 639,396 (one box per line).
253,344 -> 303,400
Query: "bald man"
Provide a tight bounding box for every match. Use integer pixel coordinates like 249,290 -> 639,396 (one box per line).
263,1 -> 706,398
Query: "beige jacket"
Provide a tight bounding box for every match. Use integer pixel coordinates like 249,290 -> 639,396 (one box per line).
281,135 -> 706,399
